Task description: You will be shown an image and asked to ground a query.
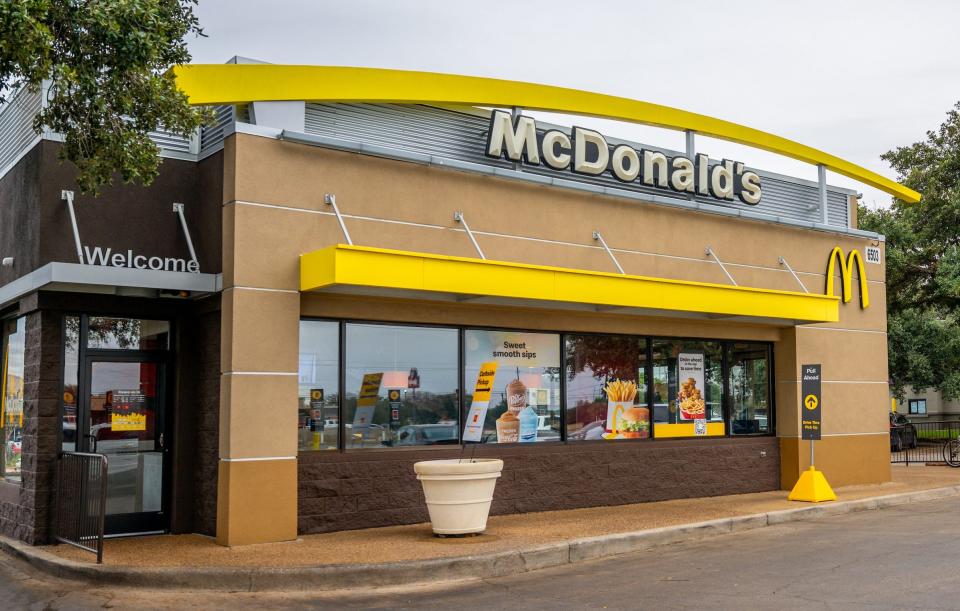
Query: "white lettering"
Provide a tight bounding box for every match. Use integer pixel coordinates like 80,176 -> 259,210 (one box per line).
540,130 -> 571,170
643,150 -> 669,188
83,246 -> 112,266
164,257 -> 186,272
573,127 -> 608,175
670,157 -> 695,192
739,171 -> 762,205
485,110 -> 539,164
80,246 -> 199,273
610,145 -> 640,182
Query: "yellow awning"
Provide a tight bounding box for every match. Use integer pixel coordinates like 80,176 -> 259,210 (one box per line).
300,245 -> 839,325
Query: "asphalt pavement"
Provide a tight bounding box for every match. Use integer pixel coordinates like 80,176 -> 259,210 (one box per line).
2,495 -> 959,610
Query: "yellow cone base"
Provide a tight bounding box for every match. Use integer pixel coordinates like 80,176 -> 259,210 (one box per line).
788,467 -> 837,503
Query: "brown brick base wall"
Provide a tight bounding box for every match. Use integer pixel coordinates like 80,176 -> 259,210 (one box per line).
297,437 -> 780,534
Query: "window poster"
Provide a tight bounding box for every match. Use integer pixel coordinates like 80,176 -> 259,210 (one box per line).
677,352 -> 706,422
353,372 -> 382,430
464,330 -> 561,444
110,390 -> 147,431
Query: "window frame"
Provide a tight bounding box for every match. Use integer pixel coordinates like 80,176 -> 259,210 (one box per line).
298,315 -> 777,452
908,399 -> 927,416
0,316 -> 26,480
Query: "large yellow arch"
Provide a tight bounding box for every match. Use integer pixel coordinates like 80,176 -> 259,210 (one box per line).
825,247 -> 870,309
171,64 -> 920,204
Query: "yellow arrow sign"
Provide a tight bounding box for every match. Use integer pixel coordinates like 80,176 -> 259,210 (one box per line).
804,394 -> 819,410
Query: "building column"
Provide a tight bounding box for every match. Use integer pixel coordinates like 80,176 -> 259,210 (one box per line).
216,286 -> 300,546
775,327 -> 891,490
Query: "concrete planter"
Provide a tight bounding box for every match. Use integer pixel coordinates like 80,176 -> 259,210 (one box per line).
414,459 -> 504,535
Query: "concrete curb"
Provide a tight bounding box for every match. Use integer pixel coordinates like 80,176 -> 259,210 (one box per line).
4,484 -> 960,592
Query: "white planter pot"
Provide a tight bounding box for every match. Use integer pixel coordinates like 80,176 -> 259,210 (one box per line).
414,458 -> 504,535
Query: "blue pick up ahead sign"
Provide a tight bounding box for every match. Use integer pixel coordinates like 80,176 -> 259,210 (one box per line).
801,364 -> 822,441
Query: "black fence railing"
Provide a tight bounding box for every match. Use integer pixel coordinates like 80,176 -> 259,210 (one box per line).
890,419 -> 960,465
55,452 -> 108,563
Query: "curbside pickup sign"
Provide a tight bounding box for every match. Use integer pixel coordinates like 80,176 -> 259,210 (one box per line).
801,364 -> 821,440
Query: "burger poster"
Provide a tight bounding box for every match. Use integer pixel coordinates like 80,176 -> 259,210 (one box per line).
677,352 -> 706,421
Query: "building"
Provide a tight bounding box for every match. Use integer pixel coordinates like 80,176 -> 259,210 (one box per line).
0,62 -> 913,547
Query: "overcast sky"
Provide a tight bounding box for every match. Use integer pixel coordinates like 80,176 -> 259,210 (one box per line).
187,0 -> 960,208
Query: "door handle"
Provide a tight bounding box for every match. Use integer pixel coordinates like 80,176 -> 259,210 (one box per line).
84,433 -> 97,453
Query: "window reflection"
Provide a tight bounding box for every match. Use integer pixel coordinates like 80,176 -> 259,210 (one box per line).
728,343 -> 770,435
344,324 -> 459,448
652,339 -> 724,437
463,330 -> 560,444
565,334 -> 648,441
298,321 -> 339,451
1,318 -> 25,479
87,317 -> 169,350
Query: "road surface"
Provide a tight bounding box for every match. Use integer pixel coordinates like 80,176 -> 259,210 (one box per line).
2,495 -> 959,609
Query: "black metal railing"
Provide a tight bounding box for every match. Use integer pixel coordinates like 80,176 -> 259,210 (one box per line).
890,420 -> 960,465
55,452 -> 108,563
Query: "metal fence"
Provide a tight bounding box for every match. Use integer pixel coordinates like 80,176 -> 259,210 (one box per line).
55,452 -> 108,563
890,420 -> 960,465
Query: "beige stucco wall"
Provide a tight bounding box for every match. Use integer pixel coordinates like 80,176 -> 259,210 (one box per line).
217,132 -> 889,542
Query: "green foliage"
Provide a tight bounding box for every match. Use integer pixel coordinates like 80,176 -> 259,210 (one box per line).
860,102 -> 960,399
0,0 -> 210,193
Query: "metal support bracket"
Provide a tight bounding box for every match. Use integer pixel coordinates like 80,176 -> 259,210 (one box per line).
454,211 -> 485,259
593,231 -> 625,274
61,190 -> 84,264
705,246 -> 737,286
817,164 -> 829,224
324,193 -> 353,246
172,203 -> 199,267
778,256 -> 809,293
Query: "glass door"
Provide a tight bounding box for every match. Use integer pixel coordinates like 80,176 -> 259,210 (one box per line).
80,357 -> 168,534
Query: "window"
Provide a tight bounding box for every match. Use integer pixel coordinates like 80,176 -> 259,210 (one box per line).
728,343 -> 771,434
464,329 -> 560,444
62,316 -> 80,452
298,321 -> 340,451
1,318 -> 26,478
652,339 -> 724,437
565,334 -> 648,441
86,317 -> 169,350
908,399 -> 927,415
344,323 -> 458,448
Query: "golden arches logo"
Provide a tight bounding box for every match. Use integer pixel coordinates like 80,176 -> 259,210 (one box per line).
825,247 -> 869,309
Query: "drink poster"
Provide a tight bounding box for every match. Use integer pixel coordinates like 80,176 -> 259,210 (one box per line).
352,373 -> 382,430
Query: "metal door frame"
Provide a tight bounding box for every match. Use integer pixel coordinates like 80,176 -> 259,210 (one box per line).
76,317 -> 173,536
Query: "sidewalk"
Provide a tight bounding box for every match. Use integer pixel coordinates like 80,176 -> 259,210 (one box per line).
5,465 -> 960,591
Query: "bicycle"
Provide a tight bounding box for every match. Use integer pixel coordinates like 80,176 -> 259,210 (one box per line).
943,433 -> 960,467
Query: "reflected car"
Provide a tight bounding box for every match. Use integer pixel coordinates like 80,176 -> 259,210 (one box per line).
394,424 -> 459,446
890,413 -> 918,452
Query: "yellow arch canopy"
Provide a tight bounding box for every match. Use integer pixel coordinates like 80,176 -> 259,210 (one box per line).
171,64 -> 921,204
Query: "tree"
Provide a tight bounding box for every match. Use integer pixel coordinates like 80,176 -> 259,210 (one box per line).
859,102 -> 960,399
0,0 -> 209,193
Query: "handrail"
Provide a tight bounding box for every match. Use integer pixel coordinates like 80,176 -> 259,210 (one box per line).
55,451 -> 108,563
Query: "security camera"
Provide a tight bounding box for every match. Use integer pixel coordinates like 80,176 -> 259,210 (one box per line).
1,257 -> 13,267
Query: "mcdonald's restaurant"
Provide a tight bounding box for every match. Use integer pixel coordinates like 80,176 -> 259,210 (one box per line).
0,63 -> 901,547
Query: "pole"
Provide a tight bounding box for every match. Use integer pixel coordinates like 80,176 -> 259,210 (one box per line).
809,438 -> 815,469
